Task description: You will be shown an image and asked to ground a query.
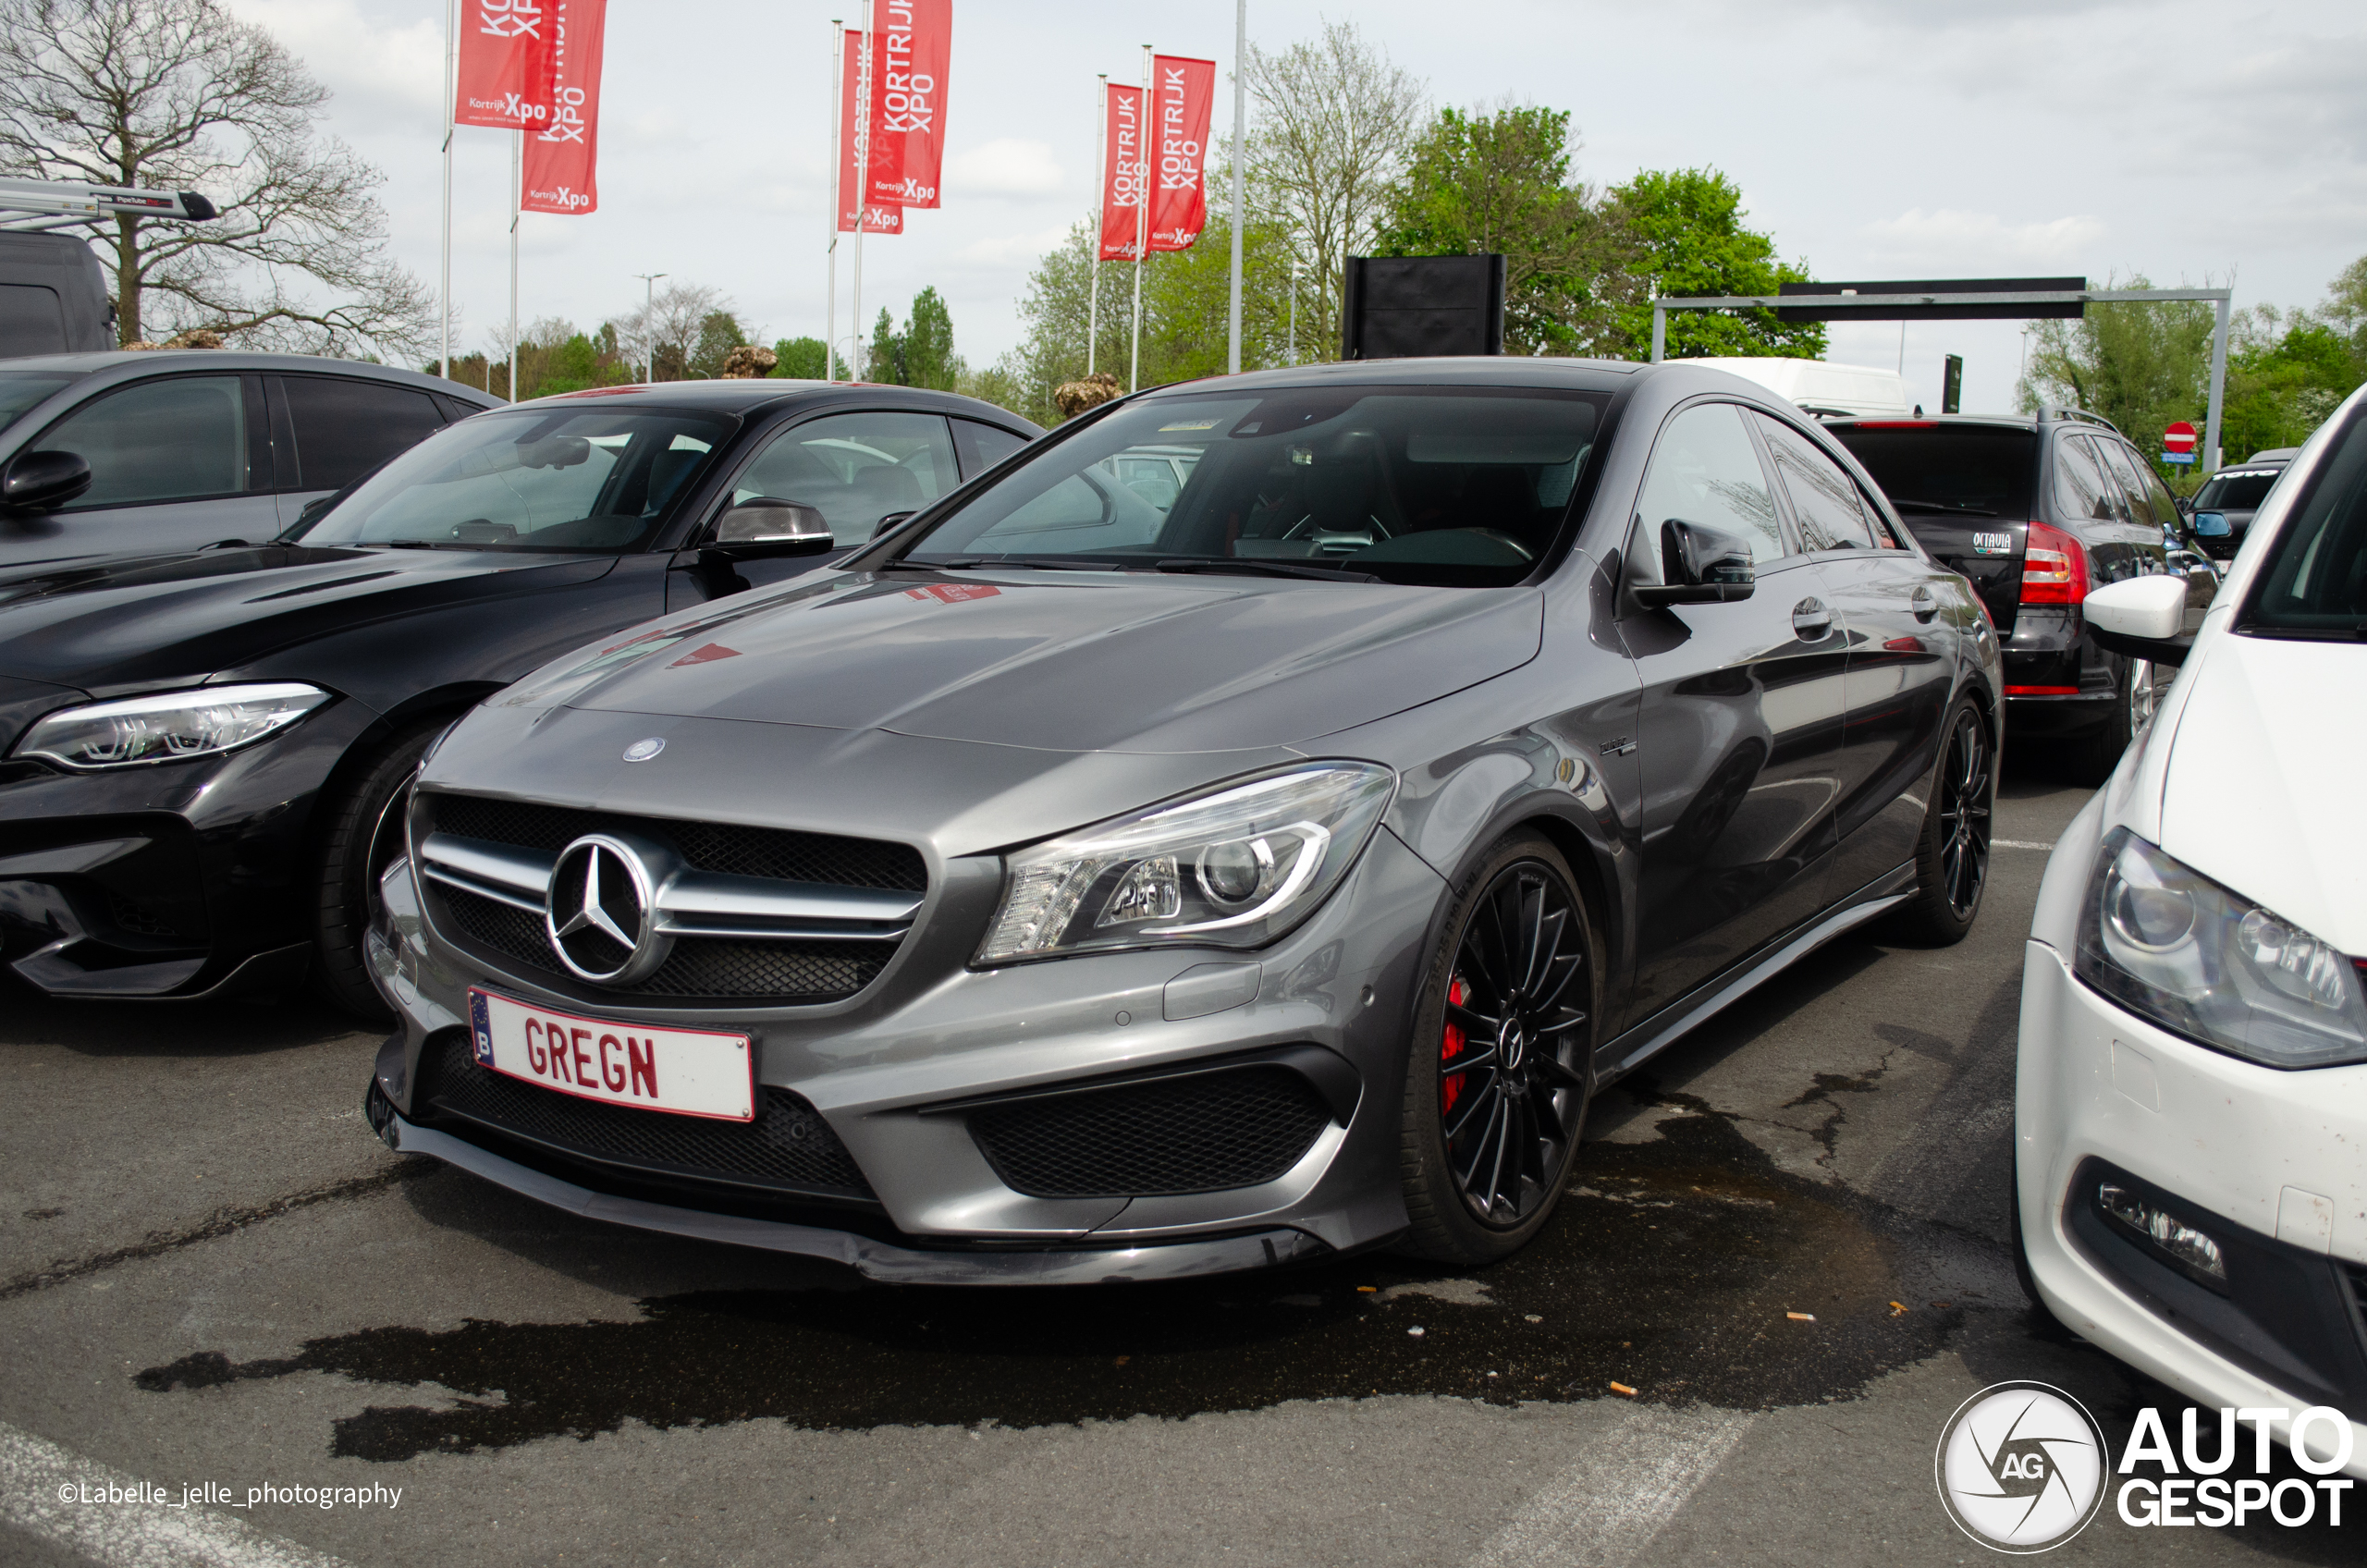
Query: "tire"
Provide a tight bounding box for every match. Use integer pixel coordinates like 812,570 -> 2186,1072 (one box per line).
1398,831 -> 1601,1266
2069,655 -> 2154,786
1888,698 -> 1995,947
310,719 -> 444,1020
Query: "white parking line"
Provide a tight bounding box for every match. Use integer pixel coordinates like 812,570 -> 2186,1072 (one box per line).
1466,1404 -> 1756,1567
0,1419 -> 353,1568
1993,839 -> 2056,851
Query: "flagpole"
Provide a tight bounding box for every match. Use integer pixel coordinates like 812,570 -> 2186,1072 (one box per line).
1129,43 -> 1148,393
1087,72 -> 1104,377
852,1 -> 874,381
827,18 -> 843,382
1226,0 -> 1246,375
508,129 -> 520,401
438,0 -> 455,379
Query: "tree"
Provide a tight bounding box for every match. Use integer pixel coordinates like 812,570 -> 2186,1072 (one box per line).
771,336 -> 828,380
1602,168 -> 1824,360
1378,104 -> 1637,357
0,0 -> 431,355
2221,310 -> 2354,462
2016,275 -> 2218,470
618,280 -> 726,381
1244,19 -> 1427,360
862,288 -> 964,389
687,309 -> 747,379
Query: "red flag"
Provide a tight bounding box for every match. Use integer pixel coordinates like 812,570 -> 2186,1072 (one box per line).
521,0 -> 605,214
840,31 -> 901,234
1147,55 -> 1215,252
1098,83 -> 1145,263
865,0 -> 949,210
455,0 -> 547,129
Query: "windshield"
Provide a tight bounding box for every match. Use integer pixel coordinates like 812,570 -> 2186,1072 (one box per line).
1827,424 -> 2036,519
0,371 -> 80,435
2193,468 -> 2280,512
889,386 -> 1605,587
294,407 -> 730,551
2241,412 -> 2367,637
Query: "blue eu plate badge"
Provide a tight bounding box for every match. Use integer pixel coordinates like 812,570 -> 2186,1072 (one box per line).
469,990 -> 495,1065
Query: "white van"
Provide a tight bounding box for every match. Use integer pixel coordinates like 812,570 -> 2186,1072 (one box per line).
1682,357 -> 1918,419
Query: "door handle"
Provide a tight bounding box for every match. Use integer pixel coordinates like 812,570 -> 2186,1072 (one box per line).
1790,598 -> 1832,639
1909,585 -> 1938,621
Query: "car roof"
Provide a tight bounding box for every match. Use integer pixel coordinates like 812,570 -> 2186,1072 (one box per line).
519,378 -> 1043,427
0,349 -> 499,406
1135,356 -> 1643,398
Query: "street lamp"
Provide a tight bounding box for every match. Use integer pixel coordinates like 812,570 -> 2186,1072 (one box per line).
632,272 -> 666,382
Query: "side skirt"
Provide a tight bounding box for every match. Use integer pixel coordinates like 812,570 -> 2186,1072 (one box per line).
1593,861 -> 1917,1084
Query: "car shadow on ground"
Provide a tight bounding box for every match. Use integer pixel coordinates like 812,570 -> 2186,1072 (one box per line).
0,972 -> 374,1058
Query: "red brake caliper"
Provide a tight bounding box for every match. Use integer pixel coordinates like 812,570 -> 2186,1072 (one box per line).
1441,974 -> 1469,1114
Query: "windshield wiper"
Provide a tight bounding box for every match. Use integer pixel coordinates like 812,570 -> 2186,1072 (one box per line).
1886,498 -> 1998,517
368,539 -> 484,551
885,555 -> 1127,572
1156,557 -> 1380,583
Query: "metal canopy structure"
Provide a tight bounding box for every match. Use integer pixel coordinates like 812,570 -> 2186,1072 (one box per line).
1649,281 -> 2236,473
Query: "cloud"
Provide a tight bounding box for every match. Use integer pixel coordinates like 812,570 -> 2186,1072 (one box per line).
1858,209 -> 2107,272
945,139 -> 1069,200
223,0 -> 442,131
942,227 -> 1076,273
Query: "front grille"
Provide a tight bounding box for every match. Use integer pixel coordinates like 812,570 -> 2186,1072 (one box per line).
418,790 -> 921,1006
437,884 -> 889,1001
969,1067 -> 1333,1199
422,1034 -> 874,1199
425,793 -> 926,891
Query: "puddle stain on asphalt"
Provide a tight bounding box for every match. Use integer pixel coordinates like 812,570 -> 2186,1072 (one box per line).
135,1109 -> 1968,1462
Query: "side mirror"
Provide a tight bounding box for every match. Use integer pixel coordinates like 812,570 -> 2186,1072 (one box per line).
1635,518 -> 1756,606
3,450 -> 94,512
2192,510 -> 2231,538
2085,574 -> 2192,667
711,498 -> 833,558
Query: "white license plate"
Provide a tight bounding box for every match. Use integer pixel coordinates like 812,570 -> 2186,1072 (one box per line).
467,989 -> 754,1121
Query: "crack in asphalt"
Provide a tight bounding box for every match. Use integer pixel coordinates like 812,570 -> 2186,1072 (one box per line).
0,1163 -> 433,1303
1778,1049 -> 1898,1170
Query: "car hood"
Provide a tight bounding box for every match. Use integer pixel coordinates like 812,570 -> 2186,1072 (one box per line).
2156,631 -> 2367,953
0,545 -> 615,696
519,570 -> 1545,754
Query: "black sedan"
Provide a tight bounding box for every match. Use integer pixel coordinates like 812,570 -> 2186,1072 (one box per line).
0,380 -> 1038,1015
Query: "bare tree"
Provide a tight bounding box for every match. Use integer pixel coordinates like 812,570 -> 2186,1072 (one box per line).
0,0 -> 430,357
1244,20 -> 1428,359
615,280 -> 728,381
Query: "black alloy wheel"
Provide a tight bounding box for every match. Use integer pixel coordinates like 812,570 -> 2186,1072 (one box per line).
311,719 -> 446,1019
1400,832 -> 1599,1263
1891,698 -> 1994,946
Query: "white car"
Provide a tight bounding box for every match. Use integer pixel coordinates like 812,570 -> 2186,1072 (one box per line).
2017,382 -> 2367,1476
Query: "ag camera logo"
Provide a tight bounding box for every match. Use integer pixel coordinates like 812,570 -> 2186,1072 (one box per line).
1936,1381 -> 2109,1552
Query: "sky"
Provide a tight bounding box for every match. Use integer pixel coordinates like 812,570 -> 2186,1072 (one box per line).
222,0 -> 2367,419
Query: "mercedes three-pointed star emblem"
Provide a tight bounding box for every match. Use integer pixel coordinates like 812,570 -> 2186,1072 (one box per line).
544,835 -> 671,984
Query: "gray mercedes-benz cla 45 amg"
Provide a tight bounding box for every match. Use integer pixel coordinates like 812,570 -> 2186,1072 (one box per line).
364,359 -> 2004,1283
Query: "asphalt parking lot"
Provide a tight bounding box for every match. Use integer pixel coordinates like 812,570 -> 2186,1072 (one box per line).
0,757 -> 2349,1568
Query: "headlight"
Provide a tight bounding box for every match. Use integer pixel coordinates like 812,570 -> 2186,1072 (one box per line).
977,762 -> 1396,964
13,682 -> 330,769
2074,827 -> 2367,1069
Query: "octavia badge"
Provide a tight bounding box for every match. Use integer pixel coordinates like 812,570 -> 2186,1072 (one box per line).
545,835 -> 672,984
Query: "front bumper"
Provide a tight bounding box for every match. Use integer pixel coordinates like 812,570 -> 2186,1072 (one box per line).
367,816 -> 1449,1282
2017,937 -> 2367,1475
0,697 -> 375,997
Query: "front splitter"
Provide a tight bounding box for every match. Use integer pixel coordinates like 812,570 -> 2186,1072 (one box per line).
379,1112 -> 1335,1286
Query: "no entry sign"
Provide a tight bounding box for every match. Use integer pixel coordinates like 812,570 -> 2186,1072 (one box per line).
2162,421 -> 2198,465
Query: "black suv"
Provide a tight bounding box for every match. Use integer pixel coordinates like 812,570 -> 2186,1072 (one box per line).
2182,450 -> 2294,558
1827,410 -> 2219,780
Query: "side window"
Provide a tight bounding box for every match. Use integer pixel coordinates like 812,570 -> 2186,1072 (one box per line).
951,417 -> 1028,479
2100,439 -> 2176,529
2054,436 -> 2124,524
1632,403 -> 1788,571
276,376 -> 445,491
1755,413 -> 1877,550
730,410 -> 958,544
40,375 -> 250,508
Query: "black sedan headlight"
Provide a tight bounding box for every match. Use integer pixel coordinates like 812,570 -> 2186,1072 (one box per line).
2074,827 -> 2367,1069
12,682 -> 330,769
977,763 -> 1396,963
